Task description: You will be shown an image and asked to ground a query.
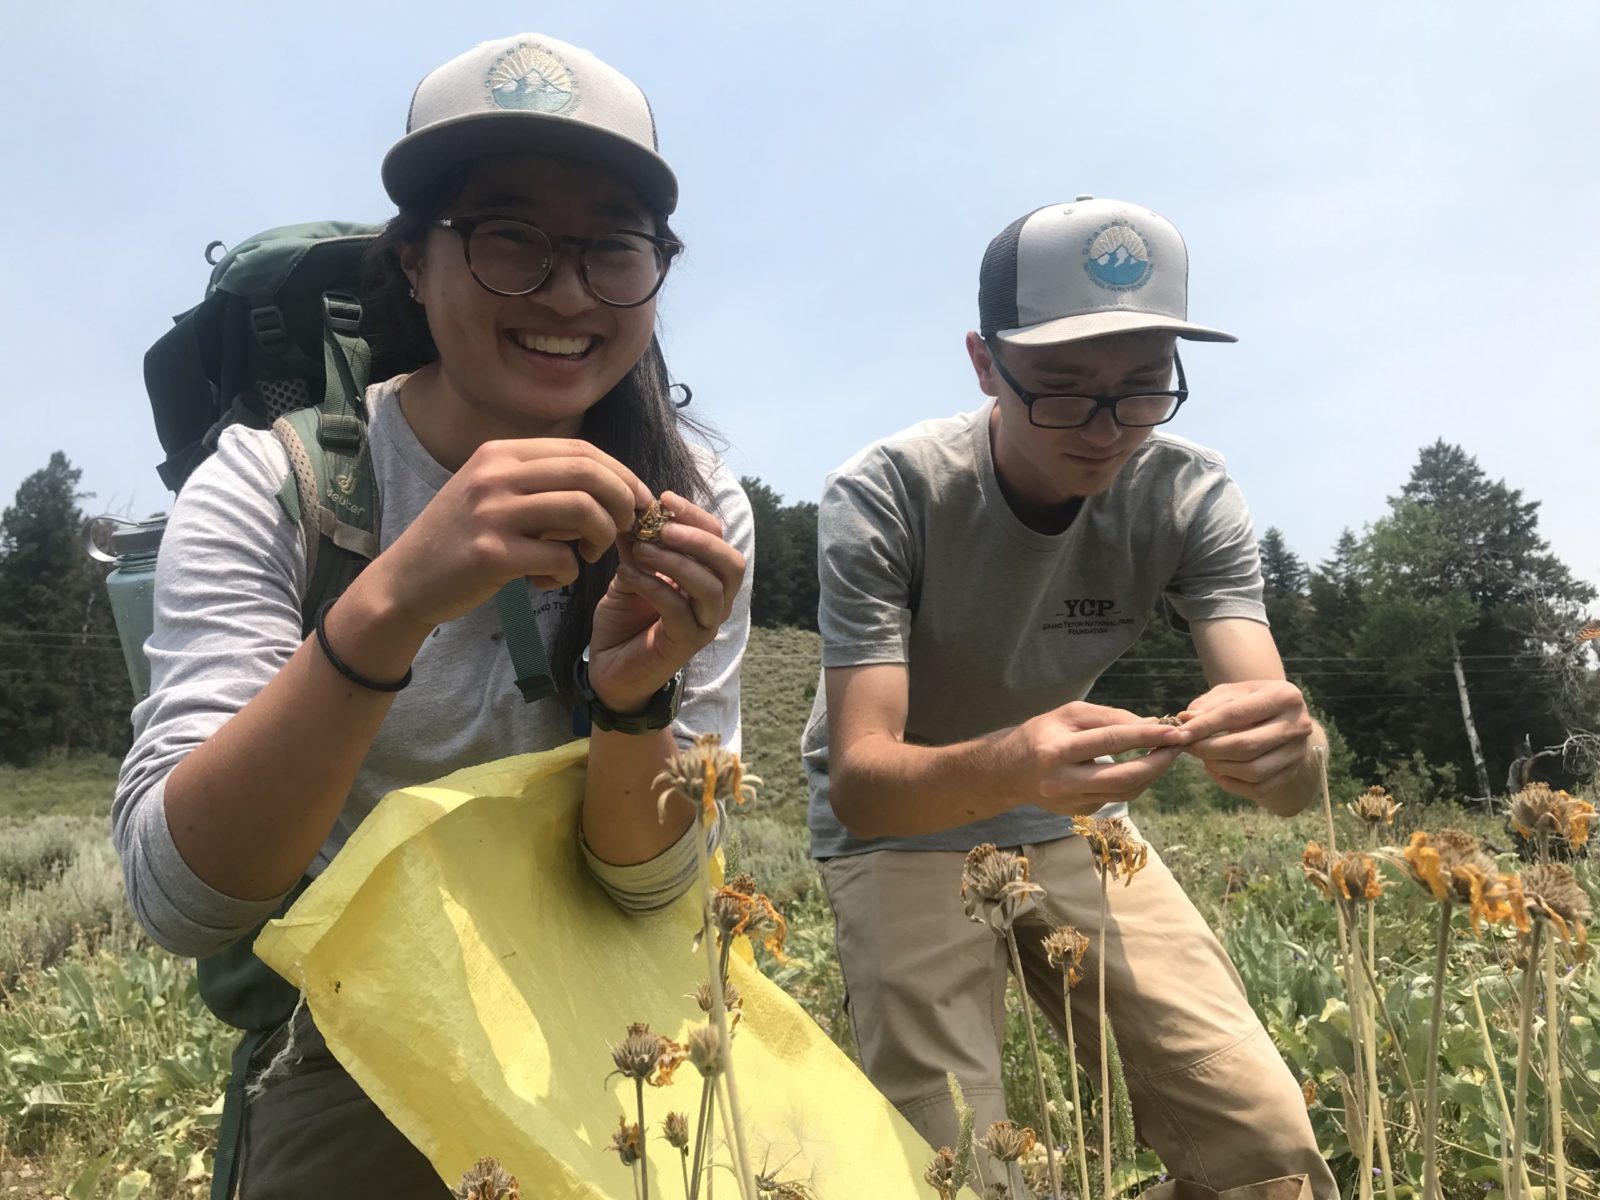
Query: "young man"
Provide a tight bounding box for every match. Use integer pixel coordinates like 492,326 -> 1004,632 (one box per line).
802,197 -> 1337,1195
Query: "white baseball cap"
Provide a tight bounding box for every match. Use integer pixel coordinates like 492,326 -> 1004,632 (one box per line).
382,34 -> 678,214
978,197 -> 1236,346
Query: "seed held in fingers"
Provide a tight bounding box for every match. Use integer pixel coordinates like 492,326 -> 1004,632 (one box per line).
631,499 -> 673,542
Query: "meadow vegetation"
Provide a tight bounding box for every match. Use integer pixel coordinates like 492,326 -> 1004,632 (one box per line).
2,629 -> 1596,1198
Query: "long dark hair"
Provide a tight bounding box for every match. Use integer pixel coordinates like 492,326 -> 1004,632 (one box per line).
360,172 -> 713,706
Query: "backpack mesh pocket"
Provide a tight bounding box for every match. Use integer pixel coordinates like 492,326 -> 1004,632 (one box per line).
259,377 -> 311,420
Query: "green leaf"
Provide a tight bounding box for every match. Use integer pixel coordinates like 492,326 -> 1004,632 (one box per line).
66,1150 -> 114,1200
114,1170 -> 153,1199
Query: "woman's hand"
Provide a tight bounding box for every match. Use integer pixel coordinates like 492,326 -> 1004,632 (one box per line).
585,490 -> 747,712
361,438 -> 651,637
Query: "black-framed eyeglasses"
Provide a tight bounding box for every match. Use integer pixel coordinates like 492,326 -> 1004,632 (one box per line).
986,340 -> 1189,429
434,216 -> 683,308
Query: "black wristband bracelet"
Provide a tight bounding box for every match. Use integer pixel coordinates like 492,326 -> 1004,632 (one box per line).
314,599 -> 412,693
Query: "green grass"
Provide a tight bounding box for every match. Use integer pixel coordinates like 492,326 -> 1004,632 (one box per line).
0,754 -> 122,820
3,631 -> 1599,1198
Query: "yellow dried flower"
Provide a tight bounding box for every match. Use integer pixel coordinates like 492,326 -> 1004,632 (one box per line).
1349,785 -> 1401,826
662,1111 -> 691,1152
712,873 -> 790,962
1381,829 -> 1525,933
1302,1079 -> 1318,1108
607,1117 -> 643,1167
1070,815 -> 1149,885
653,733 -> 763,824
1330,851 -> 1384,903
924,1147 -> 959,1200
960,844 -> 1046,933
1042,925 -> 1091,990
1521,862 -> 1593,949
454,1157 -> 520,1200
608,1022 -> 687,1088
977,1120 -> 1037,1163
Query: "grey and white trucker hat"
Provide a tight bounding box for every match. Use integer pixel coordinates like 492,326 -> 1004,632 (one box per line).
979,196 -> 1236,346
382,34 -> 677,214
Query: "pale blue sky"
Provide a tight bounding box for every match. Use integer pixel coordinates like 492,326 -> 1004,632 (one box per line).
2,2 -> 1597,591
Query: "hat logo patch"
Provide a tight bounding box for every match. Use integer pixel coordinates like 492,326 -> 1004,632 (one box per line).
1083,223 -> 1152,291
486,43 -> 579,114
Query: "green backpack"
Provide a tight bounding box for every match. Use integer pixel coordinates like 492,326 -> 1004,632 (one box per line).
141,223 -> 559,1198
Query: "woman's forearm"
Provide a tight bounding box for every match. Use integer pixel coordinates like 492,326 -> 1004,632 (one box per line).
162,574 -> 431,902
581,726 -> 696,865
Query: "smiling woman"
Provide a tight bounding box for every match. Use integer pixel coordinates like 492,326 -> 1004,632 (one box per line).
109,32 -> 753,1200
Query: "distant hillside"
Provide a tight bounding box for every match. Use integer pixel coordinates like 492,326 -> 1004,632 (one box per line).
738,626 -> 822,818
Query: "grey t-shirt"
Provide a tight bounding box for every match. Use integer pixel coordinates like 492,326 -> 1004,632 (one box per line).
113,377 -> 754,958
803,401 -> 1265,859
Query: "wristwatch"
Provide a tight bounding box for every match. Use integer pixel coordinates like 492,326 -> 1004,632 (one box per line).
575,644 -> 683,734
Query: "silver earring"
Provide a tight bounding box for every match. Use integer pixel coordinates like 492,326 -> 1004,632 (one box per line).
408,285 -> 417,301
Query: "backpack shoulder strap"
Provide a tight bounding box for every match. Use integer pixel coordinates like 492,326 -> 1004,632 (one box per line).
270,296 -> 380,632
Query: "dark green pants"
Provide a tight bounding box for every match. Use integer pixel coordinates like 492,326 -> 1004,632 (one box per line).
238,1010 -> 453,1200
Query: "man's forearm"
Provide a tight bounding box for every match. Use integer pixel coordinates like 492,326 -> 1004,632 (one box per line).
829,728 -> 1027,840
1255,724 -> 1329,817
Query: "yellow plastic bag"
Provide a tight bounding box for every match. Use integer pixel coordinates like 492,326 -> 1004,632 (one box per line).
255,742 -> 961,1199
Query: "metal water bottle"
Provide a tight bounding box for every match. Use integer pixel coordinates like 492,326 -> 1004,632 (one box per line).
85,515 -> 167,703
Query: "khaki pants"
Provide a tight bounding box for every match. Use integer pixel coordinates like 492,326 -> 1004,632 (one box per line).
237,1009 -> 452,1200
820,836 -> 1338,1199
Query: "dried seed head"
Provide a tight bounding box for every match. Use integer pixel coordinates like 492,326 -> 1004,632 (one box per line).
608,1022 -> 687,1087
923,1147 -> 959,1200
454,1157 -> 520,1200
960,844 -> 1045,934
631,499 -> 673,541
1302,1079 -> 1318,1108
607,1118 -> 643,1167
687,1024 -> 724,1076
653,733 -> 763,825
1577,619 -> 1600,644
1154,713 -> 1186,727
662,1111 -> 691,1152
1521,862 -> 1593,946
712,874 -> 790,961
1042,925 -> 1091,989
977,1120 -> 1036,1163
1071,815 -> 1149,884
693,979 -> 744,1025
1509,783 -> 1594,854
1349,786 -> 1401,826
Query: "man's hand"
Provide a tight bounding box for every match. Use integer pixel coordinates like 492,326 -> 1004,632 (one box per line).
1013,701 -> 1187,816
1177,680 -> 1322,814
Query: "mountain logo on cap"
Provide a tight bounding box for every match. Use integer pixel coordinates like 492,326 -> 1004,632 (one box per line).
1083,223 -> 1152,291
486,42 -> 579,114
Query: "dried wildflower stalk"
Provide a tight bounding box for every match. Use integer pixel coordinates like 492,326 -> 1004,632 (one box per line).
1043,926 -> 1093,1200
1071,814 -> 1147,1200
1374,826 -> 1527,1200
1510,863 -> 1591,1200
960,846 -> 1060,1199
663,1112 -> 692,1200
655,736 -> 762,1200
609,1022 -> 690,1200
1308,750 -> 1384,1200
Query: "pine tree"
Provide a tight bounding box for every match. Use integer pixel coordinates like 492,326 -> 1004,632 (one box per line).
0,452 -> 131,764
